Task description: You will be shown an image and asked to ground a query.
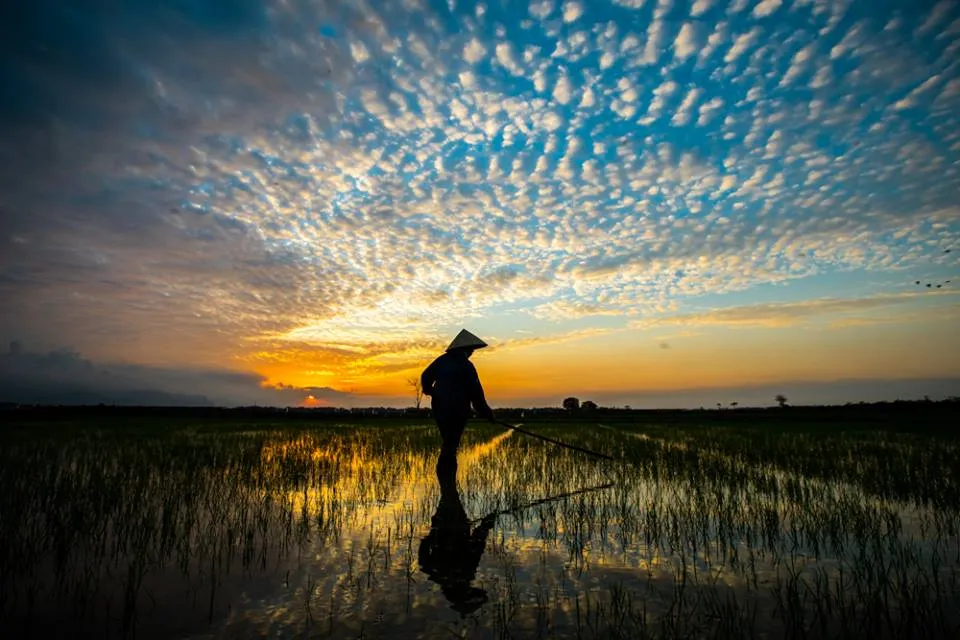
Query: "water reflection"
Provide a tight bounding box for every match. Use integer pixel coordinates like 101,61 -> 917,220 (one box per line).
418,454 -> 496,616
1,423 -> 958,639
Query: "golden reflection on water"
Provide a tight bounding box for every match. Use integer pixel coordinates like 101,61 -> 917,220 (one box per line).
281,429 -> 513,521
202,425 -> 960,639
2,423 -> 958,639
207,429 -> 517,637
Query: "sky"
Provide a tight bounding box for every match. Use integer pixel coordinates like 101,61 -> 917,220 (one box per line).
1,0 -> 958,408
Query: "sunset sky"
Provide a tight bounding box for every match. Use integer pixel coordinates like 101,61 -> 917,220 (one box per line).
1,0 -> 958,408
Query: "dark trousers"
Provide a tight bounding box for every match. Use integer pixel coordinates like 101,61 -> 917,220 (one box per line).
435,414 -> 468,452
435,415 -> 468,474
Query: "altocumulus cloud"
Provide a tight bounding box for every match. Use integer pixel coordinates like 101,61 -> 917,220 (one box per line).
0,0 -> 958,392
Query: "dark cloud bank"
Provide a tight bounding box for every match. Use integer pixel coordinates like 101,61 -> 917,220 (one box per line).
0,341 -> 353,407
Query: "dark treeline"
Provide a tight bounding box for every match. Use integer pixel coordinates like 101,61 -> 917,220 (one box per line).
2,398 -> 958,433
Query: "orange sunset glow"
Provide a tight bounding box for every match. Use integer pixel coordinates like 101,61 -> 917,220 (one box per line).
1,0 -> 958,408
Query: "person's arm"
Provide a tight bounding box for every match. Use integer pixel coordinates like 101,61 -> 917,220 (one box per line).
421,358 -> 438,396
467,362 -> 495,422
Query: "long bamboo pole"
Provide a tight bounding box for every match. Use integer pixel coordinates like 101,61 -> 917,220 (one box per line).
495,420 -> 615,461
470,481 -> 614,523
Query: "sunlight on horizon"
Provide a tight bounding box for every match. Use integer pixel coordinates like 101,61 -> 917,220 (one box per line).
1,0 -> 958,406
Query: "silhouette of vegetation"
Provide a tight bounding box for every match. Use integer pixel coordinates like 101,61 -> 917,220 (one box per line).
3,398 -> 960,439
1,415 -> 958,637
407,377 -> 423,410
581,400 -> 598,411
562,397 -> 580,411
775,393 -> 789,408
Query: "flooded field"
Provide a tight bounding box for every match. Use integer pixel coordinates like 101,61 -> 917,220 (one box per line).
2,419 -> 959,639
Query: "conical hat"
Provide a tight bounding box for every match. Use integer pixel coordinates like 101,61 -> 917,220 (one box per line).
446,329 -> 488,352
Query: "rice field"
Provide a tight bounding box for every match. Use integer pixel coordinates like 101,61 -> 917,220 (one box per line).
1,417 -> 958,639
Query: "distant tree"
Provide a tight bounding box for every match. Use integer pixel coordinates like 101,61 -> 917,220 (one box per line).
730,402 -> 739,408
562,397 -> 580,411
775,394 -> 788,408
407,377 -> 423,410
582,400 -> 598,411
717,402 -> 722,410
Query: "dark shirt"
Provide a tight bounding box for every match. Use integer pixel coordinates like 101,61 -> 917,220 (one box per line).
421,351 -> 493,421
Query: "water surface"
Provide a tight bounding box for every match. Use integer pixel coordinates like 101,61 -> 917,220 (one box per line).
2,422 -> 958,638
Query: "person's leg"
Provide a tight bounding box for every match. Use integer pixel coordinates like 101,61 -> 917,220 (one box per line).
435,415 -> 468,476
437,446 -> 458,479
436,416 -> 467,452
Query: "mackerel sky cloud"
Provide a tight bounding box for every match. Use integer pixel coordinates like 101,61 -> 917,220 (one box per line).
1,0 -> 958,407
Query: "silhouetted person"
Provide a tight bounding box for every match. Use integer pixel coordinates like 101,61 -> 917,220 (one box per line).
418,456 -> 496,616
421,329 -> 495,468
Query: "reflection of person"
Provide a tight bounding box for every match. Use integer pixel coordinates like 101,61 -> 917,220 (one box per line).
418,457 -> 496,616
421,329 -> 496,465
